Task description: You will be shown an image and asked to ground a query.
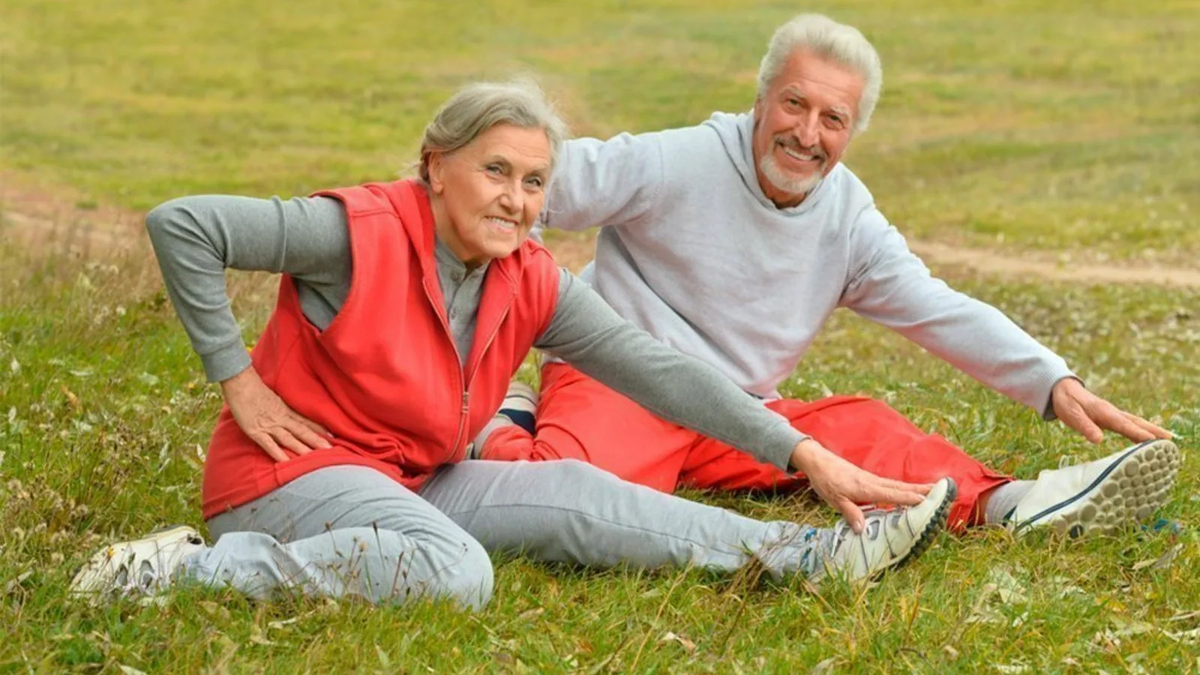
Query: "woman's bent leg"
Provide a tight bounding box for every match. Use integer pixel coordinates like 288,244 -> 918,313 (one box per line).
420,460 -> 823,580
188,466 -> 493,609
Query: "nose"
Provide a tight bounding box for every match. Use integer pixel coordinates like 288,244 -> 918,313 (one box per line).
497,178 -> 523,214
795,114 -> 820,148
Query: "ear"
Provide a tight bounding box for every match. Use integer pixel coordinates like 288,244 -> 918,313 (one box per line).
427,151 -> 446,194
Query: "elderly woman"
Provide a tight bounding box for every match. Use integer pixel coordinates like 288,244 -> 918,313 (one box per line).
72,81 -> 954,609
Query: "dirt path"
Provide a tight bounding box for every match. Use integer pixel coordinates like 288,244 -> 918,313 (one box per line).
907,240 -> 1200,289
542,233 -> 1200,289
3,173 -> 1198,289
0,172 -> 148,260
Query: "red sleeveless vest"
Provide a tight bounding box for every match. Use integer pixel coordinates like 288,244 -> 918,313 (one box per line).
201,180 -> 560,518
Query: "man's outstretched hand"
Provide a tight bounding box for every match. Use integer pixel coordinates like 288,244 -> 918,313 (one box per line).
1051,377 -> 1173,445
789,439 -> 934,534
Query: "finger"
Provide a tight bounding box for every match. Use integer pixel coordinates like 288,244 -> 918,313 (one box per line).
1059,399 -> 1104,444
872,485 -> 928,507
299,416 -> 333,439
250,433 -> 290,463
852,477 -> 927,507
1093,406 -> 1154,443
881,477 -> 934,495
290,417 -> 333,449
1123,412 -> 1173,439
835,497 -> 865,534
272,428 -> 315,456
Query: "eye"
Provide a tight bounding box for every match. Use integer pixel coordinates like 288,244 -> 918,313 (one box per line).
524,175 -> 545,189
825,113 -> 845,129
485,163 -> 505,175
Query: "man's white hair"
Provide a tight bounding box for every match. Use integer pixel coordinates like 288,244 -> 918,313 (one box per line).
756,13 -> 883,134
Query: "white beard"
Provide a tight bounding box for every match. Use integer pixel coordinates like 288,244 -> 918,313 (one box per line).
760,151 -> 824,198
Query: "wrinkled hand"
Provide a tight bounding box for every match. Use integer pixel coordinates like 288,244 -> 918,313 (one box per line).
790,439 -> 934,533
1051,377 -> 1172,445
221,366 -> 333,462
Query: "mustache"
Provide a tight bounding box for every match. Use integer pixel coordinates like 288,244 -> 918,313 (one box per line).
774,134 -> 826,161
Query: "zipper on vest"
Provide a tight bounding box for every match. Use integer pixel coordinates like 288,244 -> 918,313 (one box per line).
465,303 -> 514,386
423,277 -> 469,462
456,303 -> 513,462
449,390 -> 470,459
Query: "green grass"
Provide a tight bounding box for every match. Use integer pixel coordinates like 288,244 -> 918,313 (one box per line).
3,249 -> 1197,672
2,0 -> 1199,671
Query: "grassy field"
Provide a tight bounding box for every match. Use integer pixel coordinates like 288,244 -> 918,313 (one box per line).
2,0 -> 1199,672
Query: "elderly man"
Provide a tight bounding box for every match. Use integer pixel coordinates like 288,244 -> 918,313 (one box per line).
474,13 -> 1179,536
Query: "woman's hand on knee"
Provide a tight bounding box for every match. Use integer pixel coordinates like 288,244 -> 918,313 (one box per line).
220,366 -> 333,462
789,439 -> 933,534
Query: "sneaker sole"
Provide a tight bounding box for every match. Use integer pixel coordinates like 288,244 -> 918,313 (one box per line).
1018,439 -> 1181,537
883,478 -> 958,577
69,525 -> 201,597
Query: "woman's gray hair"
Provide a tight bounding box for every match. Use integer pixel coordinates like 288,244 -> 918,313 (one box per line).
756,14 -> 883,134
418,79 -> 568,182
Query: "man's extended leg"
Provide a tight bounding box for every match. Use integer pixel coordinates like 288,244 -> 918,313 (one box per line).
682,396 -> 1011,531
483,365 -> 1007,529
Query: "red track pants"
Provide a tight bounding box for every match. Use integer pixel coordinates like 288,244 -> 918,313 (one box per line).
482,362 -> 1011,530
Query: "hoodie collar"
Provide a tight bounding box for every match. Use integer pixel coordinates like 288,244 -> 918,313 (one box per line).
710,111 -> 835,217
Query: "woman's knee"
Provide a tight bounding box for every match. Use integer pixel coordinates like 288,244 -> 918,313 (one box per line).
347,527 -> 494,610
431,536 -> 494,610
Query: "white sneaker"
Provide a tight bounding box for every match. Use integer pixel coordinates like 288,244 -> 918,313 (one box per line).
814,477 -> 957,583
70,525 -> 206,601
1009,439 -> 1181,537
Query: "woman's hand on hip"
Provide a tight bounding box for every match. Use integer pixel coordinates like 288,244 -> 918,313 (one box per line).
220,367 -> 333,462
789,438 -> 934,534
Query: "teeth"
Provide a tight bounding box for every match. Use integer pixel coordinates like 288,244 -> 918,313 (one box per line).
783,147 -> 818,162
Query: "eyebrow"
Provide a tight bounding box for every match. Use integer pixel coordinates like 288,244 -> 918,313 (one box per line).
781,88 -> 853,120
485,155 -> 550,176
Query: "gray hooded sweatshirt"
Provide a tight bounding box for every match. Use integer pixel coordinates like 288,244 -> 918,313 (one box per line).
541,112 -> 1074,414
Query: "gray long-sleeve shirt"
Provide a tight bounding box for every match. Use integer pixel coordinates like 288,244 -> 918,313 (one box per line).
145,194 -> 806,470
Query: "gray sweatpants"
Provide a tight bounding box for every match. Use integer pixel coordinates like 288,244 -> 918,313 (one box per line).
185,460 -> 820,609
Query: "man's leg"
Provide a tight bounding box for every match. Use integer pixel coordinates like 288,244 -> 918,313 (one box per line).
681,396 -> 1011,531
479,362 -> 702,493
484,364 -> 1005,530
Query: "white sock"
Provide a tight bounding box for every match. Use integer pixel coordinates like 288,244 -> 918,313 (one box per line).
985,480 -> 1034,524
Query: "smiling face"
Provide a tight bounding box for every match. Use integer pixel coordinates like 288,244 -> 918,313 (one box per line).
752,48 -> 864,208
426,123 -> 552,268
